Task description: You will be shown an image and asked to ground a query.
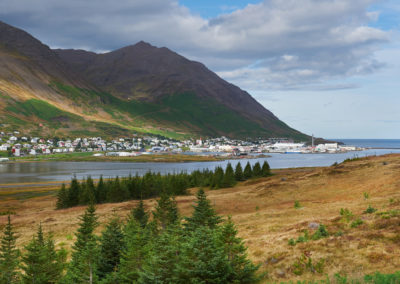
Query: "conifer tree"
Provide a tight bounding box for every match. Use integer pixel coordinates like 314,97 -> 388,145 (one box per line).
68,176 -> 80,207
173,226 -> 231,283
261,161 -> 271,177
184,188 -> 222,231
139,226 -> 183,283
153,194 -> 179,231
219,217 -> 260,283
96,175 -> 106,204
212,167 -> 224,189
118,218 -> 154,282
132,200 -> 149,228
0,216 -> 20,284
21,224 -> 65,284
97,217 -> 124,280
65,204 -> 99,284
243,162 -> 253,180
234,163 -> 244,181
56,184 -> 69,209
252,162 -> 262,177
222,163 -> 236,188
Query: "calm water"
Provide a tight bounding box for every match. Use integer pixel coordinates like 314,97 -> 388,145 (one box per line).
334,139 -> 400,149
0,148 -> 399,185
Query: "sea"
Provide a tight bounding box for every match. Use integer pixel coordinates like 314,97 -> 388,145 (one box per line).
0,139 -> 399,186
333,139 -> 400,149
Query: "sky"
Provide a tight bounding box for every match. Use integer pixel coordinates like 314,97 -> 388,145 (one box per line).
0,0 -> 399,139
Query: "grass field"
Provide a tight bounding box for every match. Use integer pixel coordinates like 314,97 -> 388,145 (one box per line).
0,154 -> 400,282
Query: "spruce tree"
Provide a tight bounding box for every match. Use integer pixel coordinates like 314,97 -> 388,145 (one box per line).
153,194 -> 179,231
97,217 -> 124,280
21,224 -> 65,284
96,175 -> 106,204
212,167 -> 224,189
184,188 -> 222,231
222,163 -> 236,188
243,162 -> 253,180
65,204 -> 99,284
219,217 -> 260,283
68,176 -> 80,207
173,226 -> 231,283
131,200 -> 149,229
234,163 -> 244,181
56,184 -> 68,209
261,161 -> 271,177
118,218 -> 154,282
252,162 -> 262,177
139,226 -> 183,283
0,216 -> 20,284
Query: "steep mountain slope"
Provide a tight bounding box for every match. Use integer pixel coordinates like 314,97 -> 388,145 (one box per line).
55,42 -> 303,137
0,21 -> 308,140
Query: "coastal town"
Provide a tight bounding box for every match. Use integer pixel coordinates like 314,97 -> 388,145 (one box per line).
0,130 -> 363,161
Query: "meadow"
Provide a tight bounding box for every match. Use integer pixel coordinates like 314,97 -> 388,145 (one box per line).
1,153 -> 400,282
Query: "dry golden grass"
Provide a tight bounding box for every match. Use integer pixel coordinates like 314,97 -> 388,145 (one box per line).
1,154 -> 400,282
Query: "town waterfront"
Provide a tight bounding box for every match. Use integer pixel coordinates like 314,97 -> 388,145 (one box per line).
1,147 -> 399,185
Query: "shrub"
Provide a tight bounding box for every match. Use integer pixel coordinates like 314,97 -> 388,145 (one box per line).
340,208 -> 353,222
312,224 -> 329,240
351,218 -> 364,228
294,200 -> 302,209
364,205 -> 377,214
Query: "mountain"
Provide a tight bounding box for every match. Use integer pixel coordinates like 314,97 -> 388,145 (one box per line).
0,21 -> 308,140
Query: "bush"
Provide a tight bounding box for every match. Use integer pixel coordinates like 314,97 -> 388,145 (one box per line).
340,208 -> 354,222
364,205 -> 377,214
294,200 -> 302,209
351,218 -> 364,228
312,224 -> 329,240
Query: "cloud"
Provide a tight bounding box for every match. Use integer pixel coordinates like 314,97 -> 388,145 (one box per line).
0,0 -> 389,90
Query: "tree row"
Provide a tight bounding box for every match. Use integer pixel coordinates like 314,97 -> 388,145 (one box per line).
56,161 -> 271,209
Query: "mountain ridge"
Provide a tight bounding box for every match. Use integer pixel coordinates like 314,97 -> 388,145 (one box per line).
0,21 -> 308,140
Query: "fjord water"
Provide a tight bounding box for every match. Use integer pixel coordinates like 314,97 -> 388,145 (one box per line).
334,139 -> 400,149
1,147 -> 399,185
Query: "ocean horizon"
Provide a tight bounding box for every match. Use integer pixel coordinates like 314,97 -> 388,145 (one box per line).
332,139 -> 400,149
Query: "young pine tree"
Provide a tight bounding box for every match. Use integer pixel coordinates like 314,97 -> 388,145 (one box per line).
64,204 -> 99,284
222,163 -> 237,188
0,216 -> 20,284
252,162 -> 262,177
184,188 -> 222,232
153,194 -> 179,231
21,224 -> 65,284
261,161 -> 271,177
97,217 -> 125,280
67,176 -> 80,207
118,218 -> 153,282
131,200 -> 149,229
212,167 -> 224,189
173,226 -> 231,283
243,162 -> 253,180
96,175 -> 107,204
234,163 -> 244,181
139,226 -> 184,283
56,184 -> 69,209
219,217 -> 260,283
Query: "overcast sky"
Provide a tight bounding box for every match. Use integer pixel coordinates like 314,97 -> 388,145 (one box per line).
1,0 -> 399,138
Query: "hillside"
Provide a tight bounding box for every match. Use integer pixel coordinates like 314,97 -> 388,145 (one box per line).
0,21 -> 308,140
1,154 -> 400,282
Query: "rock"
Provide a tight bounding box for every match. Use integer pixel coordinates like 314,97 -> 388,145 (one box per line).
270,257 -> 278,264
308,222 -> 319,229
276,268 -> 286,278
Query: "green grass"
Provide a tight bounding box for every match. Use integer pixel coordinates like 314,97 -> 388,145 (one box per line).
5,98 -> 82,127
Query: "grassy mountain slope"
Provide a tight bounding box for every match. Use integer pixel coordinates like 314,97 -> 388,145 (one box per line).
0,21 -> 308,140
